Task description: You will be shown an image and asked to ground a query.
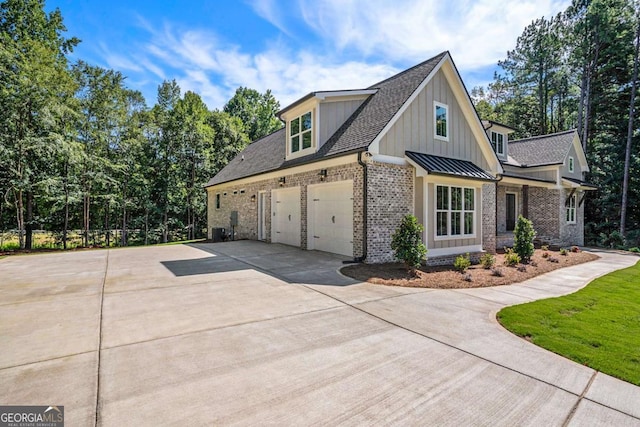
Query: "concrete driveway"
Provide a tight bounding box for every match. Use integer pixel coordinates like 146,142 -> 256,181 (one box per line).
1,242 -> 639,426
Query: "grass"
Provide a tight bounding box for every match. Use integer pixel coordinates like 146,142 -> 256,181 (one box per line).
498,261 -> 640,386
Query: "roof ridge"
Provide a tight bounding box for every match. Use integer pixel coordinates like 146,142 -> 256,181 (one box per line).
367,51 -> 448,89
510,128 -> 576,143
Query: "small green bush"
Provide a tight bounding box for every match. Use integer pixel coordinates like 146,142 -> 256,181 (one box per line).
504,248 -> 521,266
560,248 -> 569,256
513,215 -> 536,262
454,253 -> 471,272
480,253 -> 495,269
599,231 -> 625,249
541,245 -> 549,251
390,214 -> 427,271
629,247 -> 640,253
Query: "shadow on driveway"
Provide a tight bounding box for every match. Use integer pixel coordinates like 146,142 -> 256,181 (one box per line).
161,241 -> 359,286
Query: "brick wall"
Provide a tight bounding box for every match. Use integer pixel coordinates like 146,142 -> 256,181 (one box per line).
207,162 -> 365,257
482,183 -> 496,253
366,161 -> 414,263
527,187 -> 561,242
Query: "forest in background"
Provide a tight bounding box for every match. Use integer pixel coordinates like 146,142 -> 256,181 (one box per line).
471,0 -> 640,248
0,0 -> 282,250
1,0 -> 638,251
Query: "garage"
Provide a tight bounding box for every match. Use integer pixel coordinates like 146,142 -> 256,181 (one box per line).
308,180 -> 354,257
271,187 -> 301,247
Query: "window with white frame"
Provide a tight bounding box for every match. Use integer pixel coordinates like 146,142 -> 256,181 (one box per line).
491,131 -> 505,156
434,102 -> 448,140
289,111 -> 312,154
568,156 -> 575,173
436,185 -> 475,237
566,194 -> 576,223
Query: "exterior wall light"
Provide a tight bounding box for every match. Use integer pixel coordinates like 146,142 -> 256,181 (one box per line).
250,194 -> 256,202
278,177 -> 286,186
319,169 -> 328,181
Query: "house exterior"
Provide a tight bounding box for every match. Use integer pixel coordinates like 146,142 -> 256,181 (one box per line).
205,51 -> 595,264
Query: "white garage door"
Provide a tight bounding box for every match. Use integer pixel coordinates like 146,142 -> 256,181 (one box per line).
271,187 -> 301,247
308,181 -> 354,257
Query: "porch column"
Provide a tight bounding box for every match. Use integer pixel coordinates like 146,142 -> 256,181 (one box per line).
522,185 -> 529,218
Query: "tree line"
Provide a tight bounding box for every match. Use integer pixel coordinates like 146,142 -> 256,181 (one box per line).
472,0 -> 640,247
0,0 -> 282,250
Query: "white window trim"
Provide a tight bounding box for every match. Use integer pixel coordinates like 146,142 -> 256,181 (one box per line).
566,194 -> 577,224
434,101 -> 449,142
568,156 -> 575,173
287,110 -> 314,159
491,131 -> 505,156
434,185 -> 477,240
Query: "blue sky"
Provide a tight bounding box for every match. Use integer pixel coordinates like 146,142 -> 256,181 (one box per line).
46,0 -> 570,110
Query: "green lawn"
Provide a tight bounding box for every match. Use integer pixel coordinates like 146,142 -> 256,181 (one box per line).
498,260 -> 640,386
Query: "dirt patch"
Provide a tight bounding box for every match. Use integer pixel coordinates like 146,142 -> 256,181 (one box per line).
340,249 -> 600,289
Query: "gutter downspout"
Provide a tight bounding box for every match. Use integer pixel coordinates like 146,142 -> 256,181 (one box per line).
495,173 -> 503,243
352,151 -> 368,263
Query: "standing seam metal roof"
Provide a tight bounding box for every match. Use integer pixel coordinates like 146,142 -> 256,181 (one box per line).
406,151 -> 495,181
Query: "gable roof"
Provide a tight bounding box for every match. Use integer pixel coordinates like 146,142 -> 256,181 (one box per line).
406,151 -> 495,181
206,52 -> 448,187
507,129 -> 576,167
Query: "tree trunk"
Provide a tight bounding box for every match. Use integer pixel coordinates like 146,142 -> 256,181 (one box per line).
144,207 -> 149,246
620,13 -> 640,236
121,183 -> 127,247
63,164 -> 69,250
15,189 -> 24,249
25,191 -> 33,250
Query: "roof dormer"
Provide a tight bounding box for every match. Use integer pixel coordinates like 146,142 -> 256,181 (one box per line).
279,89 -> 377,161
482,120 -> 516,161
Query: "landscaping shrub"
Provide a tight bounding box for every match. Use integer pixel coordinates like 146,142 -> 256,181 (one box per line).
504,248 -> 521,266
571,246 -> 581,253
480,252 -> 496,269
513,215 -> 536,262
454,253 -> 471,273
542,251 -> 550,258
541,245 -> 549,251
560,248 -> 569,256
599,230 -> 626,249
390,214 -> 427,271
629,247 -> 640,253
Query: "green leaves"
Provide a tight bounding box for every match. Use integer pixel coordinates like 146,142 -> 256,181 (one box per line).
390,214 -> 427,270
513,215 -> 536,263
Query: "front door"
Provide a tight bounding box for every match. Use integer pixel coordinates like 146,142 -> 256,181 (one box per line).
506,193 -> 516,231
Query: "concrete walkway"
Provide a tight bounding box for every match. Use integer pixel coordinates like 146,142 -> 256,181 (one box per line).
0,242 -> 638,426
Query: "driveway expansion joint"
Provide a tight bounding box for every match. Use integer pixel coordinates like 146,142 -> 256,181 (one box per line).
94,249 -> 109,427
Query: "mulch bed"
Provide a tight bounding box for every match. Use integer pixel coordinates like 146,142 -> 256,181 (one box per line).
341,249 -> 600,289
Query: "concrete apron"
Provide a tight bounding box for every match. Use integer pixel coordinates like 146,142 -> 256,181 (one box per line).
0,242 -> 638,426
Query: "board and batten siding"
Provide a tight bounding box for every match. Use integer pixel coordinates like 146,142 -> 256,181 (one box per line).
562,143 -> 583,180
318,99 -> 366,148
378,69 -> 491,171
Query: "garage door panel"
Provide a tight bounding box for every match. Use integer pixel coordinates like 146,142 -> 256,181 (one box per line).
308,181 -> 353,257
272,187 -> 301,247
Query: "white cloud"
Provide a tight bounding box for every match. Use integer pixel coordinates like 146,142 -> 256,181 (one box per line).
297,0 -> 571,68
246,0 -> 292,35
140,25 -> 398,108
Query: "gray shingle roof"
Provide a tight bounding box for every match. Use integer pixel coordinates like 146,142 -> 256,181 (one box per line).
507,130 -> 576,167
206,52 -> 448,186
406,151 -> 495,181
